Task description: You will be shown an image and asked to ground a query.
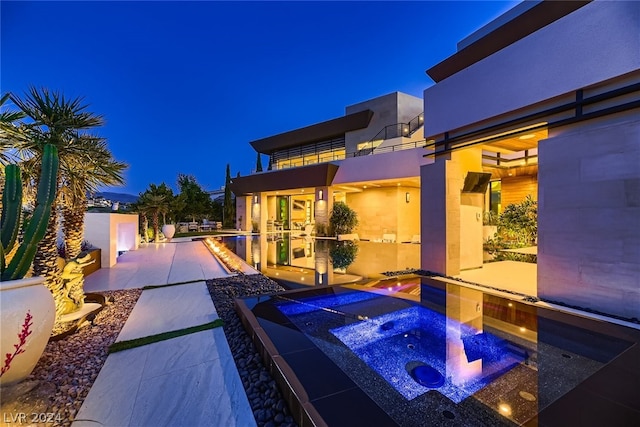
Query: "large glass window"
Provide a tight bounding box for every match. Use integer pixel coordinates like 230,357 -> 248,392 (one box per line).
272,137 -> 345,169
490,181 -> 501,214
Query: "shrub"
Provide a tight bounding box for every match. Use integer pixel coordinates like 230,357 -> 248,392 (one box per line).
329,202 -> 358,236
497,195 -> 537,246
329,241 -> 358,269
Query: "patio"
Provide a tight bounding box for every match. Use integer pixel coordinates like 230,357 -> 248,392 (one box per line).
73,240 -> 255,427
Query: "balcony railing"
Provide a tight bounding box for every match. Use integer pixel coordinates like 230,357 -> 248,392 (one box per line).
354,140 -> 429,156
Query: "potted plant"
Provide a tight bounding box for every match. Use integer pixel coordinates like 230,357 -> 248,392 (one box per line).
1,144 -> 58,386
161,223 -> 176,240
329,201 -> 358,237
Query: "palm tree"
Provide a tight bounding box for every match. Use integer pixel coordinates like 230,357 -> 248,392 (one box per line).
9,87 -> 107,317
60,135 -> 127,259
135,184 -> 171,242
139,194 -> 168,242
0,93 -> 26,165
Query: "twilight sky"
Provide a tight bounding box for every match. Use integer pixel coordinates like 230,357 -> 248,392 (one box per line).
1,1 -> 519,195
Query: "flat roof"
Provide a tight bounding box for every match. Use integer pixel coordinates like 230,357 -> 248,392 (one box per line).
229,163 -> 339,196
426,1 -> 591,83
250,109 -> 373,154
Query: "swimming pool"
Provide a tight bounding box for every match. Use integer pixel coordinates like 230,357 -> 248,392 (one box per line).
222,234 -> 420,287
235,276 -> 640,426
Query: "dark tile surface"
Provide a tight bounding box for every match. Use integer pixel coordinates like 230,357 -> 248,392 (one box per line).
612,345 -> 640,375
581,358 -> 640,411
282,348 -> 358,401
537,386 -> 640,427
257,318 -> 317,354
311,387 -> 397,427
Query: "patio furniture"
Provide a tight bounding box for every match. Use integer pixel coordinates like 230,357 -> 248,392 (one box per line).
200,219 -> 212,231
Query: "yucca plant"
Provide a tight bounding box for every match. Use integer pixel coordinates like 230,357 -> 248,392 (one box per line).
0,144 -> 58,281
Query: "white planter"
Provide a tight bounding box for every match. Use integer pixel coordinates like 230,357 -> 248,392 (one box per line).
162,224 -> 176,240
0,276 -> 55,386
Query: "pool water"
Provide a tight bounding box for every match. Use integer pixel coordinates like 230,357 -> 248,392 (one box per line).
328,306 -> 525,403
238,277 -> 638,426
222,234 -> 420,287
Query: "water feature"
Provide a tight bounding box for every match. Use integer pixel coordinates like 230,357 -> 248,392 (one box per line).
222,234 -> 420,287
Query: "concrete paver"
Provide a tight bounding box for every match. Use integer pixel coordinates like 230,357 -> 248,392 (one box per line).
72,240 -> 255,427
84,241 -> 229,293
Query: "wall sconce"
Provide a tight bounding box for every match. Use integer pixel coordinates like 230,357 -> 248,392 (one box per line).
405,192 -> 410,203
254,195 -> 258,204
318,189 -> 323,200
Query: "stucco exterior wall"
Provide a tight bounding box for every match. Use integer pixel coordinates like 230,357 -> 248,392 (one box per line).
537,114 -> 640,319
84,213 -> 139,268
423,0 -> 640,136
345,92 -> 422,154
332,147 -> 430,185
236,196 -> 251,231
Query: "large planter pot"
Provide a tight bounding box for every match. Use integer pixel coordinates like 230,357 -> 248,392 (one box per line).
0,276 -> 55,386
162,224 -> 176,240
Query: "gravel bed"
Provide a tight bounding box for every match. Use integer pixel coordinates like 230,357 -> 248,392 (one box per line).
0,289 -> 141,426
206,275 -> 299,427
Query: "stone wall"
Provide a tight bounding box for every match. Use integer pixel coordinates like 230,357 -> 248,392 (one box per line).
538,114 -> 640,319
347,186 -> 419,243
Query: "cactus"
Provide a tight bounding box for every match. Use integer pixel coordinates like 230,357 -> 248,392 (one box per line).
0,144 -> 59,281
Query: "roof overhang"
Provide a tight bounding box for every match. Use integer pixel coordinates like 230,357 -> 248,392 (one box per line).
426,1 -> 591,83
250,109 -> 374,154
229,163 -> 340,196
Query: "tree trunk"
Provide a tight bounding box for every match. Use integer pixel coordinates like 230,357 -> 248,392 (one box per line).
33,205 -> 66,319
152,213 -> 160,242
62,198 -> 88,310
62,199 -> 87,259
142,214 -> 149,243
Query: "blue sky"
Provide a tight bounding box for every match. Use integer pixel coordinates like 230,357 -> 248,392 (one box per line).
1,1 -> 519,195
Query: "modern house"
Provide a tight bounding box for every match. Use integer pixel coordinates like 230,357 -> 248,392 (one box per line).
420,0 -> 639,320
230,91 -> 428,244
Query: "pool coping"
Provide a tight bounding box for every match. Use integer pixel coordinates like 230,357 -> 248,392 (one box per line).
235,288 -> 327,427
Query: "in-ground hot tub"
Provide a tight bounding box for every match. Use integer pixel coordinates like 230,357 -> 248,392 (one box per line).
235,276 -> 640,426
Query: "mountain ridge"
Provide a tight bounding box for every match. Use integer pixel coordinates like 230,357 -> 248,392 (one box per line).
94,191 -> 138,203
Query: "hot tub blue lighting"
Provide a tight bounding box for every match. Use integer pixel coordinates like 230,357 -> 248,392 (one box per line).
330,306 -> 524,403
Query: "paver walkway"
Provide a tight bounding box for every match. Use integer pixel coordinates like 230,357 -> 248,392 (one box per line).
73,240 -> 256,427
